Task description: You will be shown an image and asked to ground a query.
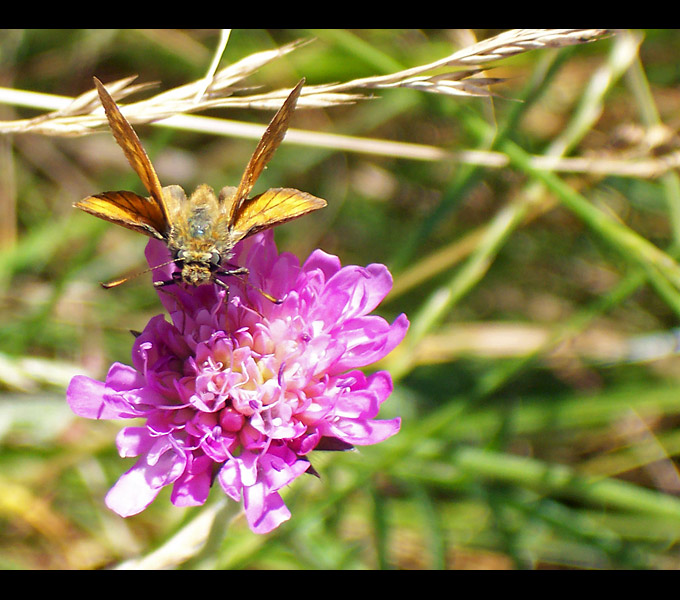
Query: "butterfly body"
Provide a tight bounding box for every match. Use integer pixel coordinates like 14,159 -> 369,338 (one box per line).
162,183 -> 239,286
75,77 -> 326,290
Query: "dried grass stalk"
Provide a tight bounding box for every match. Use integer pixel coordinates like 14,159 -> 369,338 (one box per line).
0,29 -> 613,138
315,29 -> 613,95
2,29 -> 670,180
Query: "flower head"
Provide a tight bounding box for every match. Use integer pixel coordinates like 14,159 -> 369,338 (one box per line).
68,231 -> 408,533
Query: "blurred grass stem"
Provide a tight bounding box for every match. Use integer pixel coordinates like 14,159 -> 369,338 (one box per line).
387,32 -> 642,380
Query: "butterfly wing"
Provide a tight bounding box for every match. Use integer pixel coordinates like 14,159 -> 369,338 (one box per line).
75,191 -> 167,240
225,78 -> 306,223
230,187 -> 327,241
91,77 -> 171,229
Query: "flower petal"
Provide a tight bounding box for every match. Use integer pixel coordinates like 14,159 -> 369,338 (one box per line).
105,459 -> 163,517
261,447 -> 310,491
329,313 -> 409,372
243,484 -> 291,534
115,426 -> 153,458
314,263 -> 393,324
328,416 -> 401,446
171,455 -> 213,507
302,248 -> 342,280
217,460 -> 242,502
67,375 -> 125,420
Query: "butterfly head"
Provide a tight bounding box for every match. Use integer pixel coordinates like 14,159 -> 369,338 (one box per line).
173,247 -> 222,287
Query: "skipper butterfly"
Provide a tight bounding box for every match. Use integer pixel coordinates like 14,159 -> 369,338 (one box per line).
75,77 -> 327,291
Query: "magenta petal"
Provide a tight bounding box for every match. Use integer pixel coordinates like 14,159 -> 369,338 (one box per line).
106,362 -> 146,393
340,313 -> 409,369
67,375 -> 125,420
257,251 -> 301,304
145,238 -> 173,280
243,484 -> 291,534
237,451 -> 259,487
261,451 -> 310,491
349,263 -> 394,315
146,445 -> 186,487
115,426 -> 153,458
330,316 -> 395,369
105,459 -> 163,517
217,460 -> 243,502
233,230 -> 277,270
244,231 -> 286,279
327,371 -> 394,422
302,248 -> 342,280
171,472 -> 211,507
171,455 -> 213,507
106,443 -> 188,517
329,416 -> 401,446
330,313 -> 409,372
145,239 -> 182,315
363,371 -> 394,408
316,263 -> 393,323
384,313 -> 410,355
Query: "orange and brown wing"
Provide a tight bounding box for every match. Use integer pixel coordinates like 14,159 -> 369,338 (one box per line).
92,77 -> 170,228
230,187 -> 326,241
75,191 -> 167,240
226,79 -> 306,223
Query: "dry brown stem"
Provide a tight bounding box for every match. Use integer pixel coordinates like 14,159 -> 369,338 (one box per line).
0,29 -> 613,138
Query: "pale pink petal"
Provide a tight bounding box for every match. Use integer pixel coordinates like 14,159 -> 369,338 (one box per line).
105,459 -> 163,517
327,416 -> 402,446
217,460 -> 242,502
243,484 -> 291,534
314,263 -> 393,323
115,426 -> 153,458
329,313 -> 409,372
302,248 -> 342,280
171,455 -> 213,507
67,375 -> 122,419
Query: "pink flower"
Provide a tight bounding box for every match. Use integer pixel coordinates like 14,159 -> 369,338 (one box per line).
67,231 -> 408,534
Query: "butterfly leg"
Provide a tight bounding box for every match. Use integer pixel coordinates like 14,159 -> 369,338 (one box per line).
215,266 -> 281,303
216,266 -> 249,278
212,278 -> 230,291
153,279 -> 175,288
212,266 -> 248,291
153,270 -> 183,288
231,269 -> 283,304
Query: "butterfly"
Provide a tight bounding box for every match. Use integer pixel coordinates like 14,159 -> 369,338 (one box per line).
75,76 -> 327,292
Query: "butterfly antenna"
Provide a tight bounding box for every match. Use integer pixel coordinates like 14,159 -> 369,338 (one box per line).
216,267 -> 283,304
246,282 -> 282,304
100,258 -> 179,289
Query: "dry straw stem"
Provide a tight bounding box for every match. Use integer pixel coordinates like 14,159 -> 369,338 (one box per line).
114,497 -> 236,570
314,29 -> 613,93
389,30 -> 645,299
0,39 -> 363,137
0,29 -> 611,134
4,30 -> 665,180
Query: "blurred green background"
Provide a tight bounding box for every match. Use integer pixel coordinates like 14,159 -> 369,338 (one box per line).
3,29 -> 680,569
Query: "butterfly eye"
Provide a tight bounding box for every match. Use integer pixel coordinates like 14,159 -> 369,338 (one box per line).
174,249 -> 187,265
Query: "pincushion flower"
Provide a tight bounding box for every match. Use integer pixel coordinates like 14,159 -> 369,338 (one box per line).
67,231 -> 408,534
